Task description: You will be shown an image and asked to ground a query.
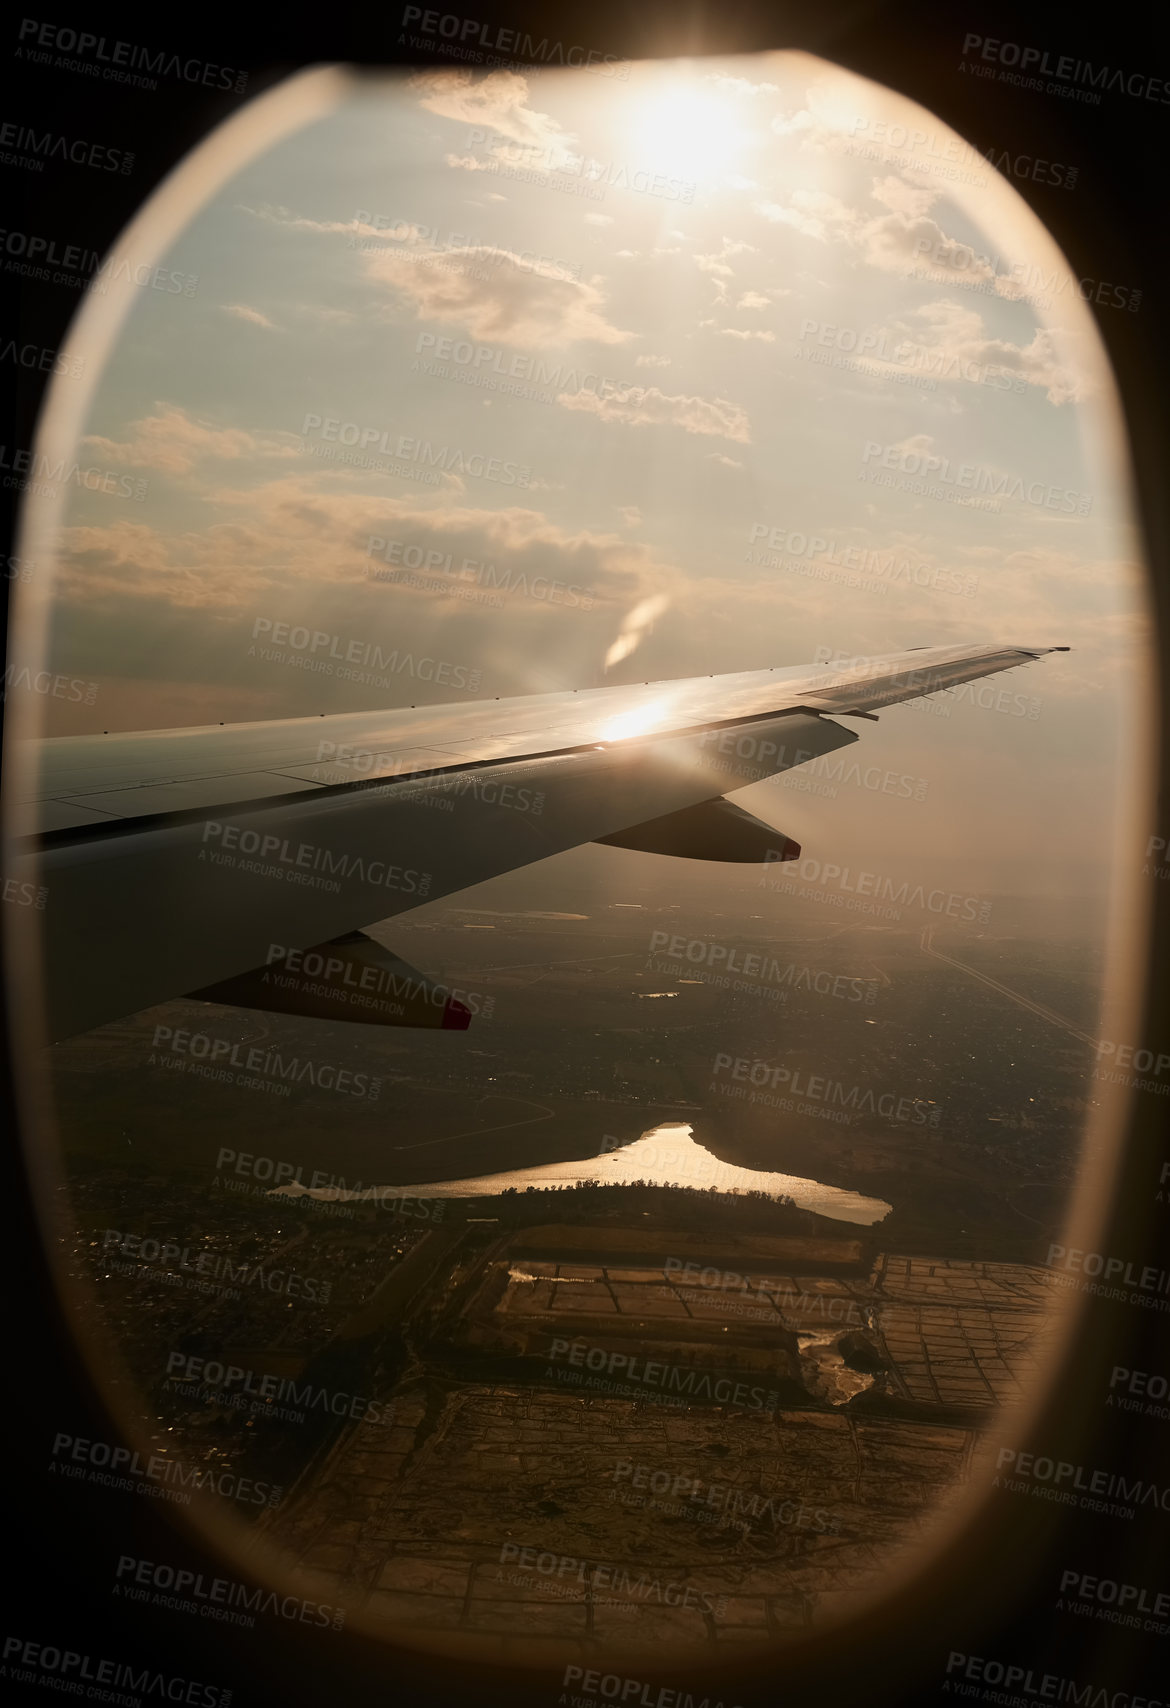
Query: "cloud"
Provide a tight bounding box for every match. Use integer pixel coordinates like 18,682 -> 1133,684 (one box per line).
557,385 -> 751,443
818,297 -> 1083,403
771,107 -> 819,140
891,300 -> 1088,404
618,506 -> 642,528
756,173 -> 1037,305
769,88 -> 994,201
83,406 -> 301,476
716,328 -> 775,342
863,212 -> 1032,299
236,203 -> 368,237
756,188 -> 856,242
301,305 -> 358,326
411,69 -> 569,156
51,478 -> 697,727
56,477 -> 665,617
585,213 -> 614,226
694,238 -> 757,303
635,354 -> 672,368
364,244 -> 631,347
707,73 -> 780,96
444,152 -> 497,173
870,175 -> 939,219
859,211 -> 984,279
891,433 -> 935,457
709,454 -> 743,469
237,205 -> 448,259
737,291 -> 770,310
221,304 -> 276,329
770,84 -> 875,150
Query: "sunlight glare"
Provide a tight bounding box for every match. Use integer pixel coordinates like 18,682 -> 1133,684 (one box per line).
634,80 -> 749,179
597,695 -> 674,743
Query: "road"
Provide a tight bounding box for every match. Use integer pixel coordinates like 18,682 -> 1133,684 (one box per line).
919,925 -> 1098,1047
392,1091 -> 556,1151
335,1218 -> 469,1342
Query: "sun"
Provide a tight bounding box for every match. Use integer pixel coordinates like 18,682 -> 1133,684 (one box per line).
633,78 -> 750,181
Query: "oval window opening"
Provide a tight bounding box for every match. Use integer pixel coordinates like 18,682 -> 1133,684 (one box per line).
3,47 -> 1151,1677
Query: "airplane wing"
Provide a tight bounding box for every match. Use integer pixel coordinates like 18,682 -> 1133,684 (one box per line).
4,643 -> 1065,1041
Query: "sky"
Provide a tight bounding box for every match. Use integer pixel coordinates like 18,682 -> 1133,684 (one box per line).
27,51 -> 1149,898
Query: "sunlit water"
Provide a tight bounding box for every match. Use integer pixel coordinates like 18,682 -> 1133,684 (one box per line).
269,1121 -> 891,1226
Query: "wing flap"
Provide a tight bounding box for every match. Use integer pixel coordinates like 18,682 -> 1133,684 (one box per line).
595,797 -> 801,863
189,931 -> 473,1030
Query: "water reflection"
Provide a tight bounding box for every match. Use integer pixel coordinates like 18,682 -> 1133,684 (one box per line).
269,1120 -> 892,1225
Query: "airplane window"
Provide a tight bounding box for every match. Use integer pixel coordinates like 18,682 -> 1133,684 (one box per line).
3,48 -> 1149,1676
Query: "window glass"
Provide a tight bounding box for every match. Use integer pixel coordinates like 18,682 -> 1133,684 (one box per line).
5,49 -> 1148,1670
